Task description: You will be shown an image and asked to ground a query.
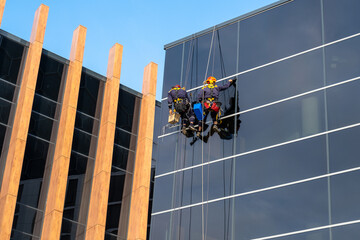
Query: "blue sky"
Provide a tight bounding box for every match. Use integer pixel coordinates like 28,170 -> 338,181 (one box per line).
1,0 -> 277,100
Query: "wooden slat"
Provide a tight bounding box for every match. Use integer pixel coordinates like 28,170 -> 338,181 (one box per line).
0,4 -> 48,239
39,25 -> 87,240
0,0 -> 5,27
127,62 -> 157,240
84,43 -> 123,240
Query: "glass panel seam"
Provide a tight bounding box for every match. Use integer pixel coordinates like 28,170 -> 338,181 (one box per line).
158,75 -> 360,139
0,96 -> 15,104
156,122 -> 360,178
71,150 -> 95,160
35,93 -> 60,105
27,133 -> 54,145
0,77 -> 18,87
250,219 -> 360,240
153,166 -> 360,216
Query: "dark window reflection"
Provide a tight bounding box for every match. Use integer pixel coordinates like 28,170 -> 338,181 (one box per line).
32,94 -> 57,119
149,213 -> 171,240
0,35 -> 24,84
60,218 -> 85,240
238,0 -> 322,71
235,135 -> 327,194
28,112 -> 54,141
156,134 -> 177,175
205,200 -> 233,240
0,98 -> 12,123
152,174 -> 174,212
236,91 -> 325,154
11,203 -> 43,238
68,152 -> 88,175
239,49 -> 324,110
36,54 -> 63,101
112,145 -> 130,171
21,135 -> 48,181
327,80 -> 360,130
331,171 -> 360,224
323,0 -> 360,43
114,128 -> 131,150
234,179 -> 329,239
0,124 -> 6,152
116,89 -> 138,132
329,126 -> 360,172
77,72 -> 100,116
0,79 -> 16,101
74,112 -> 95,134
162,44 -> 183,98
332,222 -> 360,240
108,173 -> 126,202
105,204 -> 121,234
64,179 -> 78,207
325,36 -> 360,85
71,129 -> 92,156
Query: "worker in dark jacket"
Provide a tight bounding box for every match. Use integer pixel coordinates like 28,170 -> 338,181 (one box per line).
197,76 -> 235,132
168,85 -> 196,132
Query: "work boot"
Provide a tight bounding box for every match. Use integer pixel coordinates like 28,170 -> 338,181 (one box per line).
181,127 -> 187,135
188,124 -> 196,132
213,124 -> 221,133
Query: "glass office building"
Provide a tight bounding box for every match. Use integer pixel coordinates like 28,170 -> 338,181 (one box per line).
0,28 -> 157,239
150,0 -> 360,239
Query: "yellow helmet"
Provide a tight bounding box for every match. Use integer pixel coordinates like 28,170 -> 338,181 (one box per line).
205,76 -> 216,85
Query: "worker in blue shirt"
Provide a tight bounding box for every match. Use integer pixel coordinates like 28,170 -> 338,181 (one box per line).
168,85 -> 196,132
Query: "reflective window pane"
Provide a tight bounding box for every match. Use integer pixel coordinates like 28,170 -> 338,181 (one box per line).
331,171 -> 360,224
323,0 -> 360,43
325,36 -> 360,85
0,79 -> 15,101
28,112 -> 54,141
235,135 -> 327,194
116,89 -> 140,133
329,126 -> 360,172
74,113 -> 96,134
32,94 -> 58,119
239,49 -> 324,110
149,213 -> 171,240
0,35 -> 24,84
71,129 -> 92,156
238,0 -> 322,71
77,72 -> 100,117
236,91 -> 325,154
36,54 -> 63,101
152,174 -> 174,212
327,80 -> 360,130
234,179 -> 329,239
162,44 -> 183,98
0,98 -> 12,123
332,222 -> 360,240
11,203 -> 43,239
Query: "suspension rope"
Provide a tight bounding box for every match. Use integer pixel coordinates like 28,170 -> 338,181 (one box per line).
202,25 -> 216,240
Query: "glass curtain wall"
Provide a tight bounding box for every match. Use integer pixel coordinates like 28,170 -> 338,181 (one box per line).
0,34 -> 25,183
151,0 -> 360,239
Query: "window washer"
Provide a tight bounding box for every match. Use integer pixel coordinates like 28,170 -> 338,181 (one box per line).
168,85 -> 196,133
197,76 -> 235,133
